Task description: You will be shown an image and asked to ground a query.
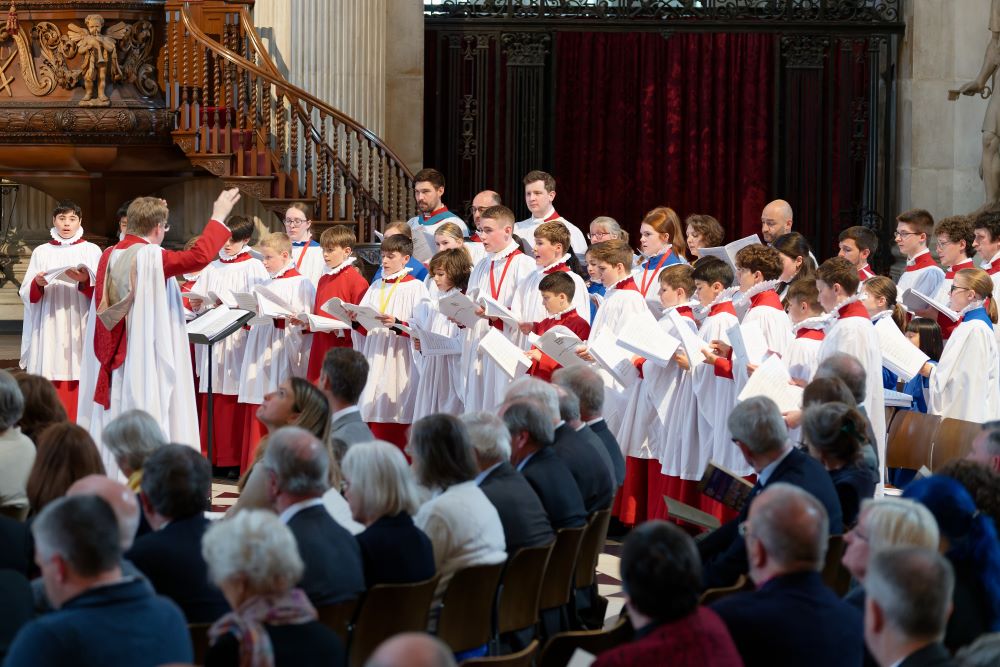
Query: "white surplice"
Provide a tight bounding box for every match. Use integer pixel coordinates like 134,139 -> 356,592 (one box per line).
410,284 -> 465,419
510,254 -> 590,333
896,250 -> 945,302
290,241 -> 326,286
407,212 -> 467,263
515,212 -> 589,256
928,307 -> 1000,422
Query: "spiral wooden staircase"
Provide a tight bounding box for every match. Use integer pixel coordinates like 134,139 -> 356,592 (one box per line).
162,1 -> 415,238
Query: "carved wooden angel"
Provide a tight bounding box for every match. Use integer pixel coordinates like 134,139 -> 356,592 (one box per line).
68,14 -> 127,106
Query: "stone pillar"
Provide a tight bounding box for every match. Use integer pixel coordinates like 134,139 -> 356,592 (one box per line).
897,0 -> 992,218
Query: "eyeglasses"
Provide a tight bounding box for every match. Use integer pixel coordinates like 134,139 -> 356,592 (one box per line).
284,218 -> 310,227
936,239 -> 955,247
470,206 -> 490,215
894,230 -> 919,239
587,231 -> 612,241
950,285 -> 973,294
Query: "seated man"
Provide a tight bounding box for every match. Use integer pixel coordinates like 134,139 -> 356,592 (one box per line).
127,445 -> 229,623
968,420 -> 1000,473
594,521 -> 742,667
699,396 -> 843,589
319,348 -> 375,446
864,547 -> 957,667
263,426 -> 365,606
5,496 -> 192,666
462,411 -> 554,554
553,365 -> 626,487
711,483 -> 863,667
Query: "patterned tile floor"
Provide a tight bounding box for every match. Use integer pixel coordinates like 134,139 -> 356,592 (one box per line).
210,479 -> 627,624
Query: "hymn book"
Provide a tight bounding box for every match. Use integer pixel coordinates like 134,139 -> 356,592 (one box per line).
616,314 -> 681,367
737,354 -> 803,413
588,329 -> 639,387
439,292 -> 481,329
874,317 -> 929,382
46,264 -> 96,285
186,305 -> 254,344
900,288 -> 959,322
531,325 -> 587,368
697,234 -> 761,274
698,461 -> 755,512
479,328 -> 531,379
667,309 -> 707,367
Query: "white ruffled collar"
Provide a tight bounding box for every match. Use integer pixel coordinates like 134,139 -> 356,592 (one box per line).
490,241 -> 520,261
706,286 -> 741,309
831,292 -> 865,319
959,299 -> 986,317
870,309 -> 895,323
325,256 -> 357,276
743,279 -> 783,300
382,266 -> 413,281
540,253 -> 572,272
544,305 -> 577,320
219,245 -> 251,261
663,300 -> 698,315
183,272 -> 201,282
50,227 -> 84,245
270,263 -> 295,279
792,313 -> 834,333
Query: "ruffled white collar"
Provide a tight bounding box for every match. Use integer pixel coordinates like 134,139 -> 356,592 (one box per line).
831,292 -> 865,319
325,256 -> 357,276
743,279 -> 783,300
219,246 -> 251,261
959,300 -> 986,317
545,305 -> 577,320
540,253 -> 572,272
490,242 -> 520,261
382,267 -> 413,281
792,313 -> 834,333
50,227 -> 84,245
870,309 -> 895,323
706,286 -> 741,309
183,272 -> 201,282
270,263 -> 295,279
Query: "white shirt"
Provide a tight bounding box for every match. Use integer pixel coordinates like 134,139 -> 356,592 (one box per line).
756,446 -> 794,488
330,405 -> 361,423
278,497 -> 326,524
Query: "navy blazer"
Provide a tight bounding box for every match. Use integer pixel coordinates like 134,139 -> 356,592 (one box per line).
587,418 -> 626,487
711,571 -> 863,667
0,514 -> 32,576
126,514 -> 230,624
553,423 -> 615,514
830,462 -> 875,528
520,447 -> 588,530
287,504 -> 365,606
898,643 -> 957,667
699,447 -> 844,589
355,513 -> 435,588
480,462 -> 555,553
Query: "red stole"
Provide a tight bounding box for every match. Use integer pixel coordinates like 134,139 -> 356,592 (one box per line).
543,263 -> 570,275
795,328 -> 825,341
836,301 -> 870,319
612,276 -> 640,292
748,290 -> 783,311
944,260 -> 974,280
905,252 -> 937,272
709,301 -> 737,318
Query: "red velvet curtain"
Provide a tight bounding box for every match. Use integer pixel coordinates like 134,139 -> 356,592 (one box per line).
553,32 -> 776,241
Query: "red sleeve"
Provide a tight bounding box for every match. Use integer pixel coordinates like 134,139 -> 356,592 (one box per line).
161,220 -> 230,279
29,279 -> 44,304
714,356 -> 734,379
77,274 -> 94,300
529,348 -> 558,383
394,320 -> 411,338
632,356 -> 646,379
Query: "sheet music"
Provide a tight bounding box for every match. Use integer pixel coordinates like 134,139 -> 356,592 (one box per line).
211,289 -> 237,309
319,297 -> 354,325
697,234 -> 761,274
884,388 -> 914,408
479,294 -> 520,328
589,329 -> 639,387
534,325 -> 587,368
352,304 -> 388,332
479,328 -> 530,379
46,264 -> 96,285
737,354 -> 803,413
727,323 -> 769,366
875,317 -> 929,381
412,323 -> 463,356
255,285 -> 297,318
186,305 -> 253,340
565,649 -> 596,667
900,288 -> 959,322
616,314 -> 681,366
232,291 -> 259,314
439,291 -> 481,329
668,309 -> 707,367
181,290 -> 212,304
300,313 -> 351,333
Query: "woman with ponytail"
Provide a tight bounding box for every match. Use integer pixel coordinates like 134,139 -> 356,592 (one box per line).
904,475 -> 1000,652
862,276 -> 910,390
920,268 -> 1000,422
801,401 -> 876,527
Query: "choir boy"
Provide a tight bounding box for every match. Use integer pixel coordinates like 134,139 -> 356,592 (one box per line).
19,200 -> 102,419
927,216 -> 976,340
303,225 -> 369,382
783,278 -> 828,385
837,225 -> 878,281
525,271 -> 591,382
372,221 -> 429,282
351,234 -> 429,448
894,209 -> 945,299
236,233 -> 316,467
513,221 -> 590,332
188,216 -> 269,468
973,209 -> 1000,303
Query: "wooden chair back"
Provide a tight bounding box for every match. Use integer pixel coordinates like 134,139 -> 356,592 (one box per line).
885,410 -> 939,471
537,616 -> 632,667
460,639 -> 539,666
436,561 -> 506,654
821,535 -> 852,596
188,623 -> 212,667
699,574 -> 754,605
316,598 -> 359,644
931,418 -> 980,471
538,526 -> 587,612
496,542 -> 553,635
574,509 -> 612,589
347,574 -> 440,667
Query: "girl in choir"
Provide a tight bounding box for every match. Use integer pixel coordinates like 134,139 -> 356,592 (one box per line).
434,221 -> 483,265
19,201 -> 103,420
410,248 -> 472,418
632,206 -> 686,318
283,202 -> 326,285
921,268 -> 1000,422
902,317 -> 942,414
862,275 -> 908,391
772,231 -> 817,299
684,213 -> 724,262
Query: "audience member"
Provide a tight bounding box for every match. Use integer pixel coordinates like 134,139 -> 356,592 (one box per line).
319,348 -> 375,445
904,476 -> 1000,652
801,401 -> 877,527
500,399 -> 587,529
864,547 -> 957,667
505,377 -> 614,513
25,423 -> 104,518
320,436 -> 364,535
967,421 -> 1000,473
552,365 -> 626,487
0,568 -> 31,662
13,373 -> 67,444
409,414 -> 506,604
813,353 -> 880,477
937,459 -> 1000,529
593,521 -> 742,667
711,483 -> 863,667
341,440 -> 435,587
366,632 -> 456,667
126,445 -> 229,623
956,633 -> 1000,667
4,495 -> 192,666
202,509 -> 344,667
699,396 -> 842,589
101,409 -> 167,492
0,513 -> 31,575
262,426 -> 365,606
554,385 -> 616,501
0,370 -> 34,520
461,411 -> 554,553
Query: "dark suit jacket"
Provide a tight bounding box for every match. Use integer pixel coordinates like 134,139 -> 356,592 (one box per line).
830,463 -> 875,528
588,418 -> 626,487
0,514 -> 32,576
330,409 -> 375,446
593,607 -> 742,667
520,447 -> 587,529
355,513 -> 435,588
287,504 -> 365,606
553,423 -> 615,513
711,571 -> 863,667
698,447 -> 844,589
125,514 -> 230,623
898,643 -> 957,667
206,620 -> 345,667
479,462 -> 555,553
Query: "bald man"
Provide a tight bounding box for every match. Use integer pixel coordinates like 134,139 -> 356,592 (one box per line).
365,632 -> 456,667
711,483 -> 864,667
761,199 -> 794,244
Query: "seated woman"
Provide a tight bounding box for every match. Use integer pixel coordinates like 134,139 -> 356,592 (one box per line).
102,409 -> 167,492
25,423 -> 105,518
802,376 -> 879,485
341,440 -> 435,588
203,509 -> 344,667
904,476 -> 1000,653
409,414 -> 506,607
13,373 -> 67,445
801,401 -> 876,527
